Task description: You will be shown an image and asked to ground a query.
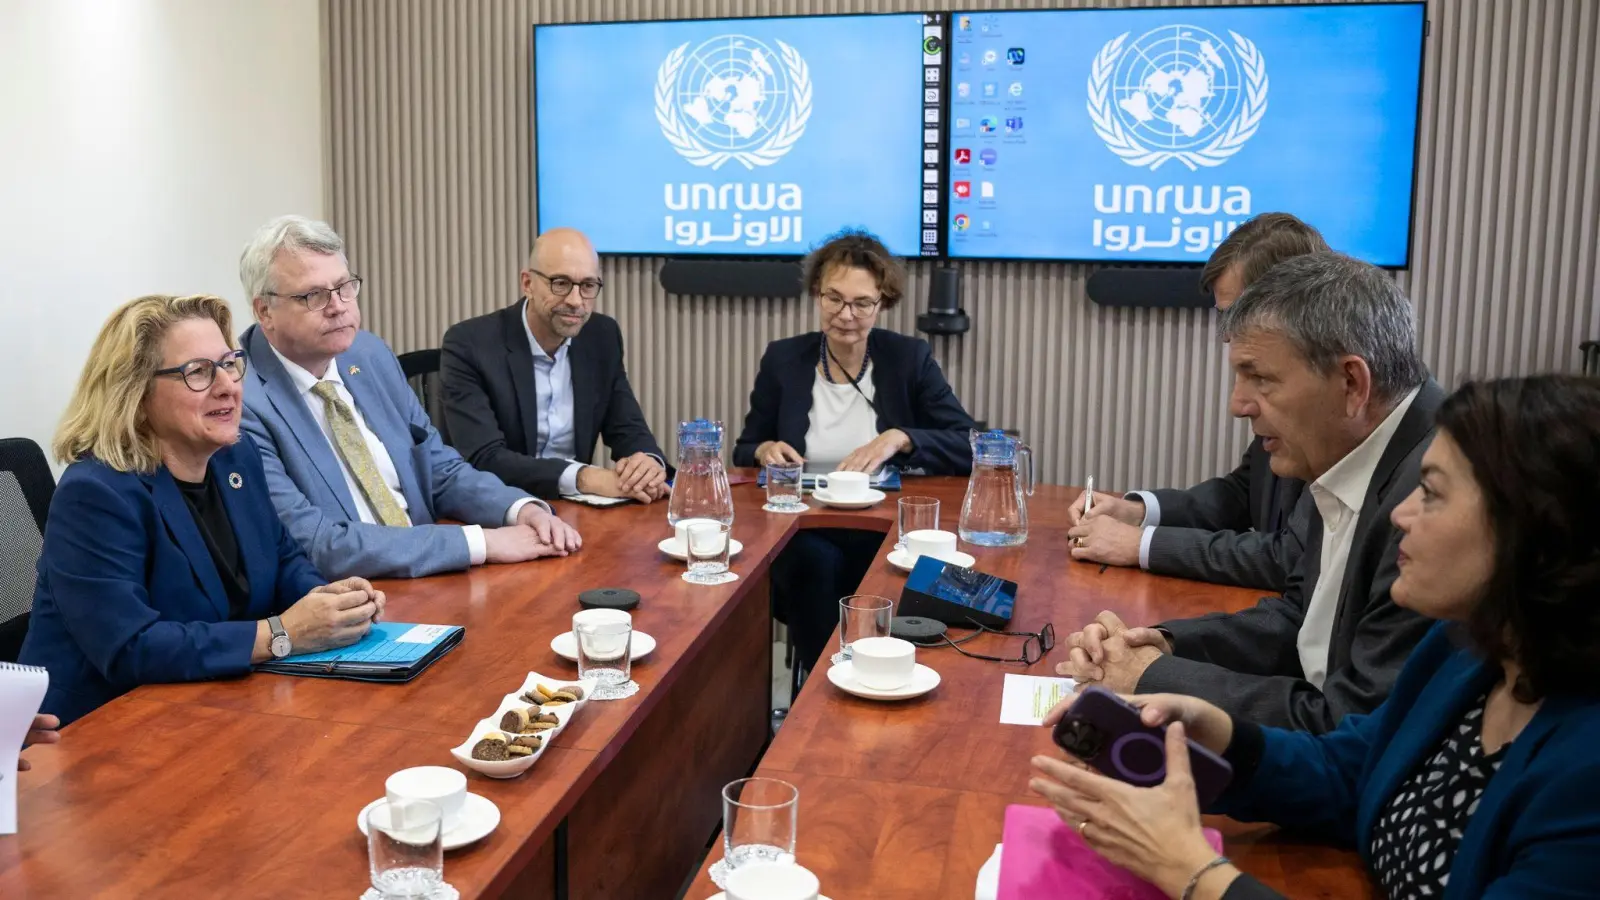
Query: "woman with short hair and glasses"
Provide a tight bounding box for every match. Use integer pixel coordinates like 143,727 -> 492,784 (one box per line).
1030,376 -> 1600,899
21,294 -> 386,725
733,229 -> 978,679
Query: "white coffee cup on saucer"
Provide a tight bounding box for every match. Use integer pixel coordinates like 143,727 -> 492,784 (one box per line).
386,766 -> 467,832
819,470 -> 870,500
573,608 -> 632,661
849,636 -> 917,691
726,861 -> 821,900
904,529 -> 958,563
673,517 -> 719,552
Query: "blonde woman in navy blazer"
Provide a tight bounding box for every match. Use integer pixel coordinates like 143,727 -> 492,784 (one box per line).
1030,376 -> 1600,900
21,295 -> 385,725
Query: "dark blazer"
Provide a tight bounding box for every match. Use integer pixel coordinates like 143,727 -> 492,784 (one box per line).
440,303 -> 666,500
1217,623 -> 1600,900
1143,437 -> 1308,591
732,330 -> 977,475
1137,379 -> 1444,733
19,437 -> 323,726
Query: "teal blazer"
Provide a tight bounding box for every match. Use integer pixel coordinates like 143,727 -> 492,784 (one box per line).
1217,622 -> 1600,898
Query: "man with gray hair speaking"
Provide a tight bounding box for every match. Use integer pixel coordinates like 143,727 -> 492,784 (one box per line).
237,215 -> 582,580
1058,252 -> 1439,733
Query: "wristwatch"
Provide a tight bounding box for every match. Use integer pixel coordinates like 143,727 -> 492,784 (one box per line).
267,615 -> 292,659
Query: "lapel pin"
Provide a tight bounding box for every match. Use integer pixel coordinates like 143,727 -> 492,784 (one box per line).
349,365 -> 360,375
228,472 -> 243,490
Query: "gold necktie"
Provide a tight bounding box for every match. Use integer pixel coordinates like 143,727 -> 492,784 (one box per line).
311,381 -> 410,528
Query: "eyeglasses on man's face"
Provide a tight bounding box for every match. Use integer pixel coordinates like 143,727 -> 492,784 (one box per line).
152,349 -> 248,392
530,269 -> 604,300
266,276 -> 363,312
819,291 -> 882,318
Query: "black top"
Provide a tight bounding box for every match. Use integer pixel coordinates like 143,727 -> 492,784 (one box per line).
439,302 -> 667,500
174,472 -> 251,620
731,329 -> 978,475
1369,693 -> 1506,896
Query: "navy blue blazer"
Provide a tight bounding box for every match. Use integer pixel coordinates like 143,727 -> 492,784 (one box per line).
19,437 -> 324,726
1215,622 -> 1600,899
731,330 -> 977,475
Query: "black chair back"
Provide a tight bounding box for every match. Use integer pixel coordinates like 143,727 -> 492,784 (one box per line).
1582,341 -> 1599,377
398,349 -> 449,445
0,438 -> 54,662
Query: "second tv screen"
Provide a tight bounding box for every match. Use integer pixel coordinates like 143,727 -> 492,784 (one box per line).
945,4 -> 1425,265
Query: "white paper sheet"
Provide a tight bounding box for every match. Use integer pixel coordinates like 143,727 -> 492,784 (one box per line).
999,673 -> 1076,726
395,624 -> 453,644
559,492 -> 633,508
0,663 -> 49,834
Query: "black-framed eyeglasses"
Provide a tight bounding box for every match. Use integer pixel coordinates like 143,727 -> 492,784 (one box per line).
938,620 -> 1056,665
530,269 -> 604,300
819,291 -> 882,317
265,276 -> 362,312
152,350 -> 248,392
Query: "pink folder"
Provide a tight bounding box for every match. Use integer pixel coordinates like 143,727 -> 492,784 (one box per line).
997,804 -> 1225,900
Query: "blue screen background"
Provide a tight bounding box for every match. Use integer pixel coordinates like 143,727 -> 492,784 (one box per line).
535,15 -> 927,256
945,4 -> 1424,265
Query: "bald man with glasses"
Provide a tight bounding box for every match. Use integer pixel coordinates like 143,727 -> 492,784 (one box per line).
441,228 -> 668,503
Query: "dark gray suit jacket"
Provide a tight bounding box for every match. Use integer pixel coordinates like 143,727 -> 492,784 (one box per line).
440,303 -> 665,500
1142,438 -> 1307,592
1136,379 -> 1444,734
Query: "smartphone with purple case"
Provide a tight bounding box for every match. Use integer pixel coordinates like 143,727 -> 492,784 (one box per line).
1051,686 -> 1233,807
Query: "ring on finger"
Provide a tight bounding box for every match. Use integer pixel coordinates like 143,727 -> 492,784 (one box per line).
1078,819 -> 1092,841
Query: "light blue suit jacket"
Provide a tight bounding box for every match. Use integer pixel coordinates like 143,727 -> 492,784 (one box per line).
240,324 -> 534,579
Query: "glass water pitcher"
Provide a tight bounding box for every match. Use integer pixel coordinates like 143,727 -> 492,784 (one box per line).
667,418 -> 734,527
958,429 -> 1035,547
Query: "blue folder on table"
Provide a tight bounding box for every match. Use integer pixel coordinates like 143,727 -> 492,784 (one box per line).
256,622 -> 464,682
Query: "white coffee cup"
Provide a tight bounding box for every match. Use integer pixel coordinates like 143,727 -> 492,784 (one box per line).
820,470 -> 870,500
726,862 -> 821,900
850,636 -> 917,691
673,517 -> 719,552
573,607 -> 632,661
904,528 -> 959,563
385,766 -> 467,832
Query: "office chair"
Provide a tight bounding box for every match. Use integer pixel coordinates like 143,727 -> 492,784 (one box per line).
0,438 -> 54,662
397,349 -> 450,445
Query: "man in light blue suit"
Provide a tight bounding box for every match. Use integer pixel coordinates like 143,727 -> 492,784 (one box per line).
238,215 -> 582,580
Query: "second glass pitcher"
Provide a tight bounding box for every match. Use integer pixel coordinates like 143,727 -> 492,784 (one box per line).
667,418 -> 734,527
958,429 -> 1034,547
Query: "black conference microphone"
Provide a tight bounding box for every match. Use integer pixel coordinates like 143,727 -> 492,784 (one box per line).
917,265 -> 970,336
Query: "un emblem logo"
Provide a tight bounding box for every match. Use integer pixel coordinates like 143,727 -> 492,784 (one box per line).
655,35 -> 813,171
1087,26 -> 1268,171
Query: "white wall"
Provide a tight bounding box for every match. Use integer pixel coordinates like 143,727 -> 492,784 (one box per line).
0,0 -> 324,468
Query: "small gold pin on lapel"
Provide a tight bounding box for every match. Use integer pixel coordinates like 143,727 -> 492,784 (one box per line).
228,473 -> 243,490
349,365 -> 360,376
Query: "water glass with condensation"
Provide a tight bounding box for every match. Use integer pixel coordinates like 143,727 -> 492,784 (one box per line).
367,799 -> 443,899
897,496 -> 940,549
722,777 -> 798,876
838,595 -> 895,661
765,463 -> 805,510
686,521 -> 732,583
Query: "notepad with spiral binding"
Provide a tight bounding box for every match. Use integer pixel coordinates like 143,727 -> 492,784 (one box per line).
0,662 -> 49,834
256,622 -> 464,683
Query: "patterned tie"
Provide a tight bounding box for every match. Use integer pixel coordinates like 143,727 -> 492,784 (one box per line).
311,381 -> 410,528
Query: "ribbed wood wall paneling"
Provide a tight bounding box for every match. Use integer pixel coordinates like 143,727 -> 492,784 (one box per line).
324,0 -> 1599,488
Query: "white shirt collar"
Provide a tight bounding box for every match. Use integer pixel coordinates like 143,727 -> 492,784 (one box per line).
268,340 -> 343,396
520,298 -> 571,364
1312,386 -> 1421,513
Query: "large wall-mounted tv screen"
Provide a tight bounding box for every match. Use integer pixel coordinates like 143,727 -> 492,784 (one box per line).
943,3 -> 1426,265
535,13 -> 943,257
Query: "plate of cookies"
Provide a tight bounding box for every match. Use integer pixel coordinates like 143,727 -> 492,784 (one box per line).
451,674 -> 596,779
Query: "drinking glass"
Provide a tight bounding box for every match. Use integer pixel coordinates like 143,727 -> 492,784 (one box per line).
838,594 -> 895,661
765,463 -> 805,510
686,521 -> 732,583
722,777 -> 799,876
575,618 -> 633,699
367,799 -> 444,899
897,496 -> 940,550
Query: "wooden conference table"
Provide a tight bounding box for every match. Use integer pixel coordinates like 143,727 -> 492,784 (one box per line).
0,477 -> 1372,899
